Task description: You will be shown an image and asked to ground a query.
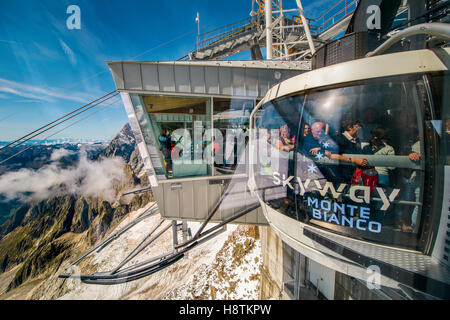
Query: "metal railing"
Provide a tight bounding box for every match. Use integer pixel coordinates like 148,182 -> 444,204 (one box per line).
279,16 -> 307,37
196,16 -> 263,51
195,16 -> 308,53
193,0 -> 360,54
309,0 -> 359,35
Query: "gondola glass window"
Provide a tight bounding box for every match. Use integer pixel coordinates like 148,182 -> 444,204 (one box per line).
213,98 -> 254,175
142,95 -> 212,179
255,75 -> 431,250
428,73 -> 450,166
254,95 -> 304,220
297,77 -> 426,250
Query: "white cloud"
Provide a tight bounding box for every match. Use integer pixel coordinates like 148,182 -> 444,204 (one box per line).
33,42 -> 61,60
12,100 -> 40,103
49,148 -> 75,161
59,39 -> 77,66
0,152 -> 127,203
0,86 -> 47,101
0,78 -> 90,103
0,39 -> 21,45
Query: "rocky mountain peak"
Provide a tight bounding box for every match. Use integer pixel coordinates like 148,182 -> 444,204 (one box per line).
113,123 -> 135,146
94,123 -> 136,163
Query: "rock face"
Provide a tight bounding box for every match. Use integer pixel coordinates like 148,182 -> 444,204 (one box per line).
164,226 -> 261,300
0,123 -> 154,295
95,123 -> 135,163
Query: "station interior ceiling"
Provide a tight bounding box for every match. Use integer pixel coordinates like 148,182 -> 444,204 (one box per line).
143,95 -> 208,115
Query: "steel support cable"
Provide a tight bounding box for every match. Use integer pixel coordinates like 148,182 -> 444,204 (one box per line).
0,92 -> 119,157
116,251 -> 175,275
381,1 -> 450,38
64,203 -> 158,271
91,203 -> 158,251
110,219 -> 170,274
114,223 -> 229,276
0,107 -> 29,123
69,206 -> 159,269
173,149 -> 255,250
73,205 -> 260,285
0,90 -> 117,154
0,29 -> 195,124
58,16 -> 231,91
59,203 -> 260,284
60,144 -> 259,283
95,203 -> 160,253
66,204 -> 158,270
174,176 -> 254,250
189,203 -> 260,247
0,93 -> 118,165
76,254 -> 186,285
122,186 -> 153,196
49,28 -> 198,94
0,94 -> 120,166
3,13 -> 258,129
176,180 -> 234,250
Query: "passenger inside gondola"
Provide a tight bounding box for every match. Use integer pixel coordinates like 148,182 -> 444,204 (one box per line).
303,123 -> 311,137
301,121 -> 338,156
333,118 -> 368,184
301,119 -> 370,184
362,127 -> 395,188
158,127 -> 172,171
255,77 -> 431,247
276,124 -> 295,151
301,121 -> 341,183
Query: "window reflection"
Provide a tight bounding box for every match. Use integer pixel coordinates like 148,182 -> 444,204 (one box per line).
255,96 -> 304,220
298,79 -> 425,248
213,98 -> 253,175
143,95 -> 212,179
254,76 -> 428,250
446,118 -> 450,161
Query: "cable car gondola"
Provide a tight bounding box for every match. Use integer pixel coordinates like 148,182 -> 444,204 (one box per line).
248,24 -> 450,299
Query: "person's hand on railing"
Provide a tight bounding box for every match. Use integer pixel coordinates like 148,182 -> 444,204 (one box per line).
409,152 -> 420,162
309,147 -> 321,155
352,158 -> 368,167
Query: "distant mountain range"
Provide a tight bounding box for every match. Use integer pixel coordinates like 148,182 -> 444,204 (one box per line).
0,123 -> 153,297
0,141 -> 109,174
0,138 -> 109,147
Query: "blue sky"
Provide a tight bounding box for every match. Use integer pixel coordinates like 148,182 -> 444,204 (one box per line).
0,0 -> 330,141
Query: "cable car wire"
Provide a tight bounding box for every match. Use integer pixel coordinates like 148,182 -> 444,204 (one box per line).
59,203 -> 259,285
0,90 -> 118,154
0,96 -> 121,165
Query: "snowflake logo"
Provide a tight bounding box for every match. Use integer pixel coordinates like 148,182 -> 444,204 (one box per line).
315,152 -> 324,160
308,164 -> 317,173
322,141 -> 330,149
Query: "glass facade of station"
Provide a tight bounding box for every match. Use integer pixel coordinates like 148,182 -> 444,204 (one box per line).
134,94 -> 255,180
107,60 -> 308,185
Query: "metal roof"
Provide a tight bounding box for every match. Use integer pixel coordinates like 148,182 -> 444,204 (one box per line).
107,60 -> 310,99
